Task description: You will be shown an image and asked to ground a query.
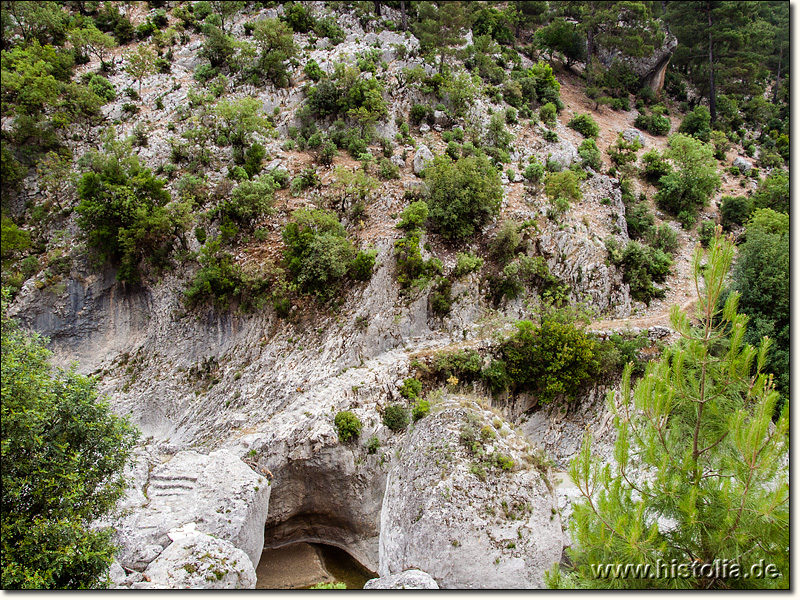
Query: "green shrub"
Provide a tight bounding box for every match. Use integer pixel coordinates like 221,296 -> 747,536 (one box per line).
568,113 -> 599,138
378,158 -> 399,180
453,252 -> 484,277
282,208 -> 355,297
399,378 -> 423,401
613,240 -> 672,304
349,249 -> 377,281
751,170 -> 788,214
304,59 -> 323,82
645,223 -> 679,255
281,1 -> 316,33
500,320 -> 599,403
430,277 -> 453,316
523,160 -> 545,184
424,155 -> 502,241
481,359 -> 510,394
640,149 -> 671,182
697,221 -> 716,248
719,195 -> 753,230
578,138 -> 602,170
678,105 -> 711,142
433,349 -> 482,382
221,176 -> 276,227
397,201 -> 429,230
539,102 -> 557,126
88,75 -> 116,102
634,112 -> 671,136
542,129 -> 559,143
394,229 -> 441,292
412,399 -> 431,421
184,238 -> 245,310
625,201 -> 655,240
544,170 -> 582,204
607,133 -> 642,166
365,435 -> 381,454
334,410 -> 362,442
410,103 -> 430,125
490,220 -> 522,264
383,404 -> 409,431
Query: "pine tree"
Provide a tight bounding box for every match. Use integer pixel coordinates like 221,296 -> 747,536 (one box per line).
547,229 -> 789,589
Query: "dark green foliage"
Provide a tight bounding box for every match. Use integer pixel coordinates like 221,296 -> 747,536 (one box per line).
610,240 -> 671,304
412,399 -> 431,421
568,113 -> 599,138
394,229 -> 441,291
645,223 -> 679,256
607,133 -> 641,166
317,140 -> 338,166
74,151 -> 178,283
578,138 -> 602,170
481,359 -> 510,395
399,377 -> 422,400
539,102 -> 557,126
1,294 -> 138,589
624,201 -> 654,240
633,111 -> 670,136
727,209 -> 789,402
534,18 -> 586,66
94,2 -> 135,44
304,59 -> 323,82
349,249 -> 377,281
429,277 -> 453,316
281,1 -> 316,33
490,255 -> 566,306
424,155 -> 502,241
199,25 -> 234,68
490,220 -> 522,264
654,134 -> 720,220
383,404 -> 409,432
523,160 -> 545,184
282,209 -> 355,297
719,195 -> 753,230
183,239 -> 244,310
500,320 -> 599,404
639,148 -> 671,182
434,349 -> 483,382
471,6 -> 514,43
0,217 -> 31,260
365,434 -> 380,454
88,75 -> 115,102
409,103 -> 430,125
243,142 -> 266,178
251,18 -> 298,88
334,410 -> 362,442
751,170 -> 788,214
697,221 -> 716,248
678,105 -> 711,142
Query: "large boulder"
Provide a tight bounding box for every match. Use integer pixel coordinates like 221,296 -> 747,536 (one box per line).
378,397 -> 563,588
364,570 -> 440,589
413,145 -> 435,176
732,156 -> 753,175
142,528 -> 256,589
597,34 -> 678,92
114,449 -> 271,572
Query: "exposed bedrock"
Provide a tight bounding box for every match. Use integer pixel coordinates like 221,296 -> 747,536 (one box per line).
379,397 -> 563,589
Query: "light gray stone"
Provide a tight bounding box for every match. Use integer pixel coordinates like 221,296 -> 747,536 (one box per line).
364,569 -> 439,589
623,128 -> 646,147
419,123 -> 431,134
732,156 -> 753,174
413,145 -> 434,175
143,531 -> 256,589
379,397 -> 563,589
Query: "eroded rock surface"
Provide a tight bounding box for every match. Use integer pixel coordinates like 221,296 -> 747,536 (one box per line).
364,569 -> 440,589
379,397 -> 563,588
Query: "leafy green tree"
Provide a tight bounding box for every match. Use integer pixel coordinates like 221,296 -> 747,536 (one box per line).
123,44 -> 156,95
750,170 -> 788,214
220,175 -> 277,227
252,18 -> 298,88
1,291 -> 139,589
414,1 -> 470,74
424,155 -> 502,241
726,209 -> 789,404
548,231 -> 788,589
69,24 -> 116,68
534,17 -> 585,66
719,195 -> 752,230
213,97 -> 269,151
665,1 -> 762,122
554,1 -> 663,82
655,133 -> 720,219
209,0 -> 245,34
282,209 -> 355,297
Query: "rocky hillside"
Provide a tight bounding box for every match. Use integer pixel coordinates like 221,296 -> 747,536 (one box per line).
2,0 -> 788,590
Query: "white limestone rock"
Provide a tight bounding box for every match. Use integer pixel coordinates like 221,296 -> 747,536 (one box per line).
732,156 -> 753,175
364,569 -> 440,589
142,531 -> 256,589
114,449 -> 270,572
379,397 -> 563,589
413,144 -> 434,175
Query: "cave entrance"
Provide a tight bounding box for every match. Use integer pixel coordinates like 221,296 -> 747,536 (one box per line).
255,542 -> 377,589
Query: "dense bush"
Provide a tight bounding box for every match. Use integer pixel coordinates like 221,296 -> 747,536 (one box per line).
424,155 -> 502,241
490,220 -> 523,264
452,252 -> 484,277
751,170 -> 788,214
334,411 -> 362,442
184,238 -> 245,310
568,113 -> 599,138
634,111 -> 671,136
608,239 -> 672,304
396,201 -> 429,230
578,138 -> 602,170
282,209 -> 356,297
412,399 -> 431,421
349,249 -> 377,281
640,149 -> 671,182
399,377 -> 423,400
75,151 -> 179,283
500,320 -> 599,403
654,134 -> 720,219
219,175 -> 276,227
719,195 -> 753,230
383,404 -> 409,431
523,160 -> 545,184
394,229 -> 441,291
429,277 -> 453,316
433,349 -> 483,382
539,102 -> 557,126
678,105 -> 711,142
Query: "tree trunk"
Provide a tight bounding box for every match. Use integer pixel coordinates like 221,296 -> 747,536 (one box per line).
515,0 -> 521,39
374,1 -> 381,17
707,2 -> 716,123
400,0 -> 407,31
773,44 -> 783,104
586,28 -> 595,83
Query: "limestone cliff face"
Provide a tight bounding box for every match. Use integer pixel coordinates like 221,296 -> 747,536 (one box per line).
597,33 -> 679,92
379,397 -> 564,589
